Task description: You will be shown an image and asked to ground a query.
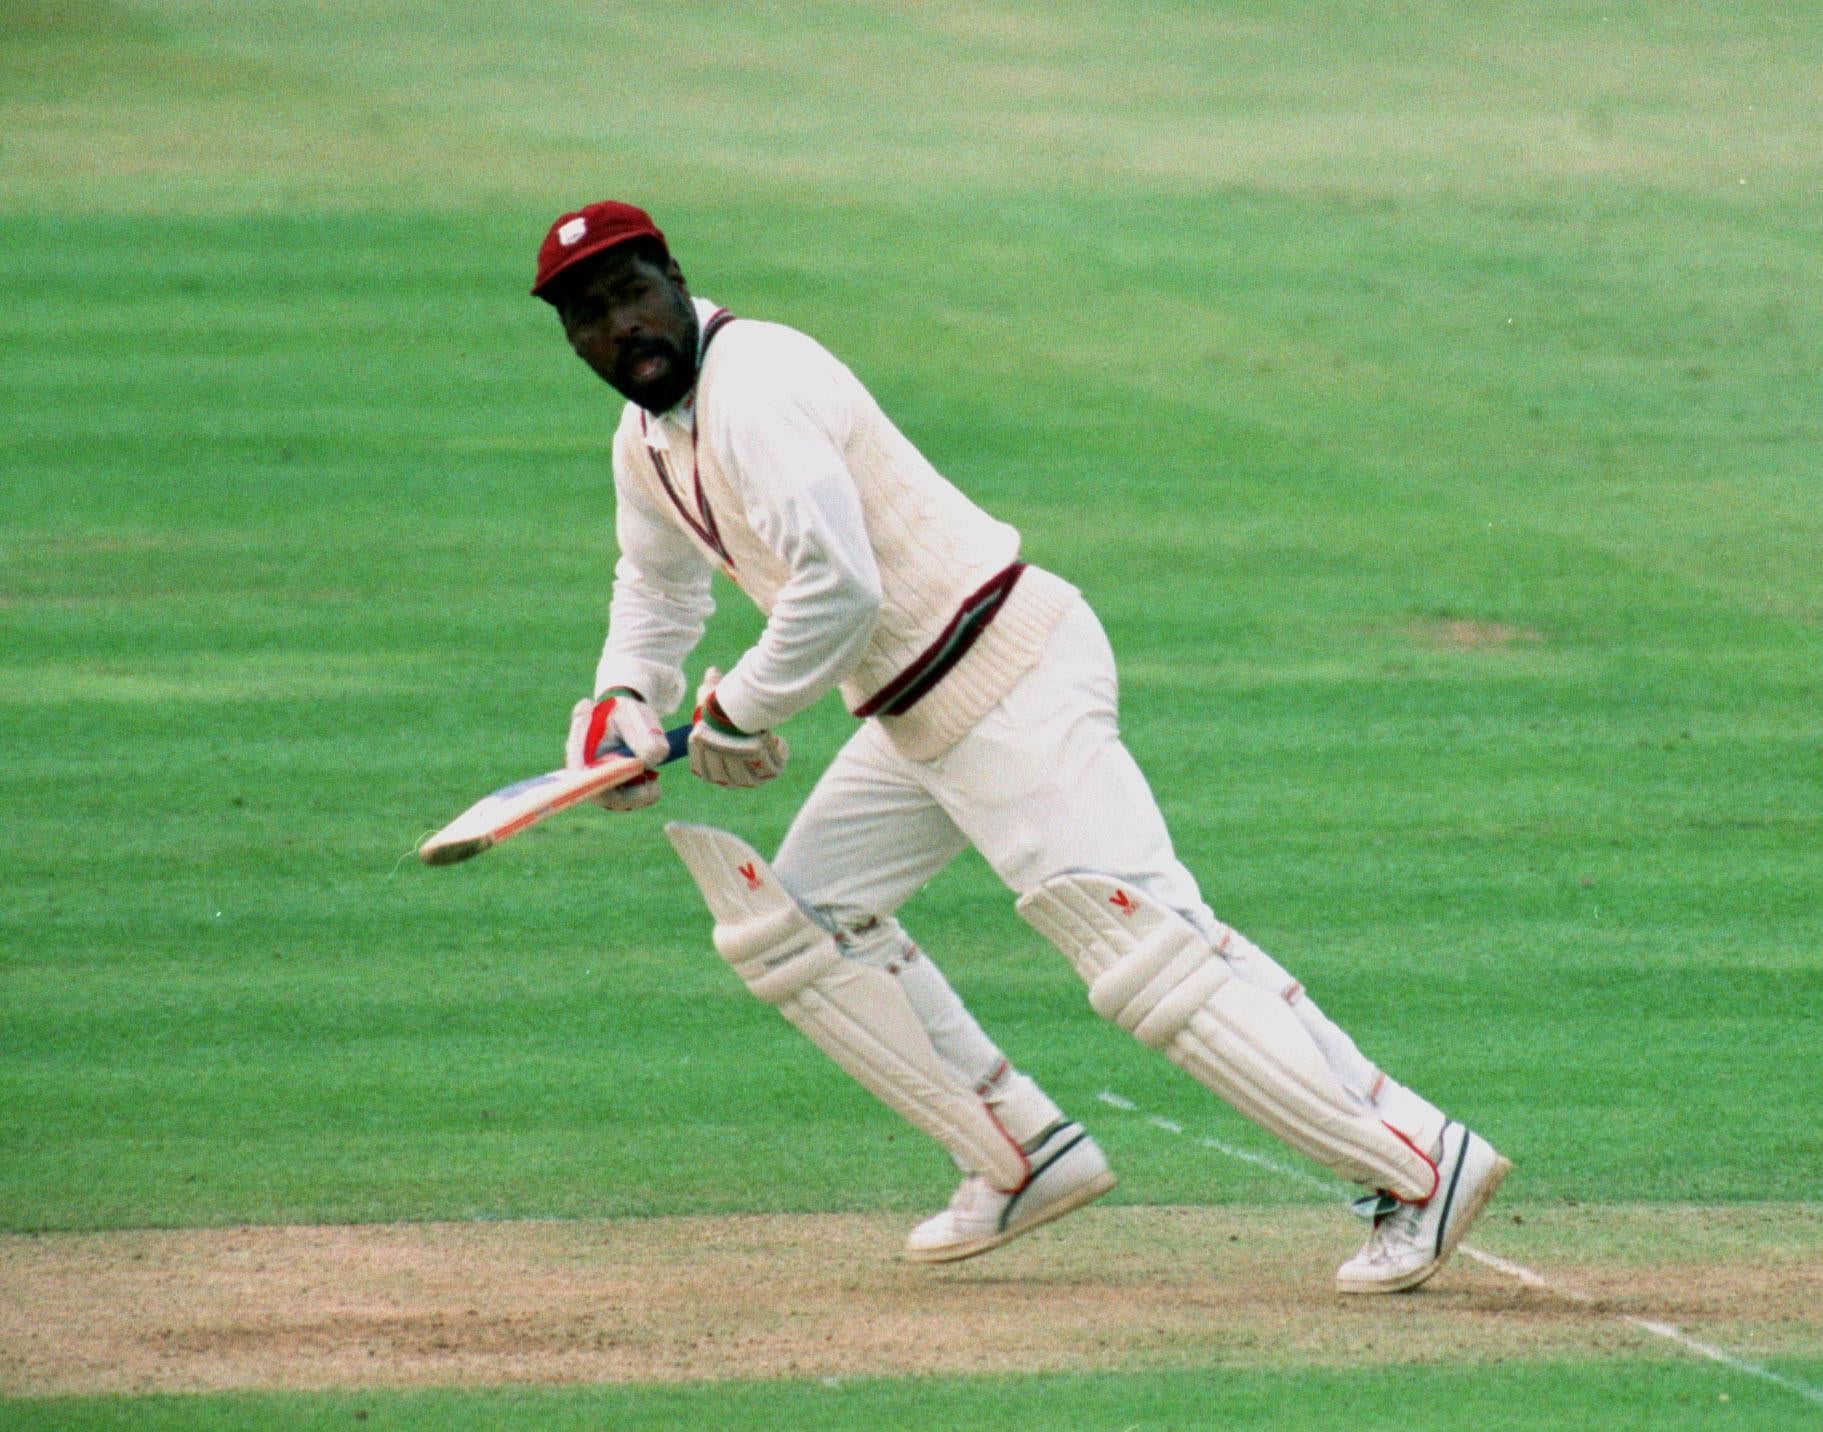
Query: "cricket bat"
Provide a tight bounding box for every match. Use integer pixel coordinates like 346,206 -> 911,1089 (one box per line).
419,724 -> 693,865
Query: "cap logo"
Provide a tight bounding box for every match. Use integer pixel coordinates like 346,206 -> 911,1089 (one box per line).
557,217 -> 587,247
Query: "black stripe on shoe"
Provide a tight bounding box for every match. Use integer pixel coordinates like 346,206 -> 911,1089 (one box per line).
998,1125 -> 1089,1232
1431,1121 -> 1468,1256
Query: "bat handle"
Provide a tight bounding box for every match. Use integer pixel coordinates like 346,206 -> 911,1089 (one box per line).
602,722 -> 694,768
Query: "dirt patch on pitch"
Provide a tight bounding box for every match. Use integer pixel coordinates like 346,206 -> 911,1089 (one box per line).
2,1205 -> 1818,1395
1408,618 -> 1546,649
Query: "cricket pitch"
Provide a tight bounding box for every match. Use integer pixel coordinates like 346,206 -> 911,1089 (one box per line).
3,1205 -> 1817,1395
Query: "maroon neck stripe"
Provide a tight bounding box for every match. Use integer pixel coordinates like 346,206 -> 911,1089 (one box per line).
642,309 -> 736,566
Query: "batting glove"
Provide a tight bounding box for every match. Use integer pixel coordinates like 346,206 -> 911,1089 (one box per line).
564,688 -> 666,811
687,667 -> 788,789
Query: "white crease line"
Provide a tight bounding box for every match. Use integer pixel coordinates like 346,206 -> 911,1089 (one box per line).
1621,1320 -> 1823,1410
1457,1245 -> 1823,1410
1107,1091 -> 1338,1192
1197,1134 -> 1337,1191
1457,1243 -> 1581,1298
1096,1089 -> 1823,1413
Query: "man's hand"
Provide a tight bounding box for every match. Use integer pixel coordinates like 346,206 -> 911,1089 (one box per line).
688,667 -> 788,788
564,689 -> 666,811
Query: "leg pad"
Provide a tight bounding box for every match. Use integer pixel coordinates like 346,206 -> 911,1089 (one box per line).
1087,921 -> 1230,1047
1019,873 -> 1435,1200
666,822 -> 1029,1191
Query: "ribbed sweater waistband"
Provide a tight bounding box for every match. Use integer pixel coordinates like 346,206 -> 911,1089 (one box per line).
853,562 -> 1026,718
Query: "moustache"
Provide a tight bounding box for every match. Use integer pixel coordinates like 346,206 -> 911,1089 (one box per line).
617,339 -> 683,378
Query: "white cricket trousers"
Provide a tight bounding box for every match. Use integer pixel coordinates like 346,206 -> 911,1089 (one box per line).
776,598 -> 1208,928
773,597 -> 1446,1155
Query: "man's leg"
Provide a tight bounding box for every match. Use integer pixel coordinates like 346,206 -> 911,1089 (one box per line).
772,723 -> 1047,1136
923,600 -> 1507,1290
761,723 -> 1114,1259
1214,925 -> 1446,1158
923,606 -> 1443,1149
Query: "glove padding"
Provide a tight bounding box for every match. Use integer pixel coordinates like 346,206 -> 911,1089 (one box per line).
565,690 -> 665,811
687,667 -> 788,789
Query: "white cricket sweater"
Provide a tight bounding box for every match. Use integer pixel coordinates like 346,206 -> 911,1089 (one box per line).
594,298 -> 1076,761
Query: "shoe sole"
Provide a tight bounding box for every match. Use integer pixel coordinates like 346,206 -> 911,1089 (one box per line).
904,1170 -> 1117,1265
1336,1149 -> 1512,1296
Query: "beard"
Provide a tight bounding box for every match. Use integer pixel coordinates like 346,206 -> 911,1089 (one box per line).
609,298 -> 701,414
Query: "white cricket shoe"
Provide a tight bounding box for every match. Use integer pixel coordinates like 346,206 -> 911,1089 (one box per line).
904,1122 -> 1115,1264
1335,1121 -> 1511,1295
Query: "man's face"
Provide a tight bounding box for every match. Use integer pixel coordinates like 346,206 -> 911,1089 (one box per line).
552,248 -> 700,414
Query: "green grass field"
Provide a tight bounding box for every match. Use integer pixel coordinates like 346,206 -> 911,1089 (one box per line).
4,1 -> 1821,1425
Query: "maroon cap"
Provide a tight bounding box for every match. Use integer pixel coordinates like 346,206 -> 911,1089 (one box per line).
531,201 -> 667,299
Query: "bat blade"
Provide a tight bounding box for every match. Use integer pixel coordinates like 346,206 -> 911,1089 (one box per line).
419,723 -> 692,866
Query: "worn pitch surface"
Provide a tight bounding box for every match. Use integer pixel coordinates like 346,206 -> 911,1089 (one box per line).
5,1206 -> 1820,1395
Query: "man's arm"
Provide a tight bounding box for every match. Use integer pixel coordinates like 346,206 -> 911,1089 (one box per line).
594,446 -> 717,717
705,370 -> 883,736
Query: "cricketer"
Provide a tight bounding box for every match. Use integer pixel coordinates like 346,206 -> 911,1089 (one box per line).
534,200 -> 1509,1292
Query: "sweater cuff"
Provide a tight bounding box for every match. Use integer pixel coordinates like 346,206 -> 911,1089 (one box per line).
707,667 -> 772,734
593,657 -> 686,717
701,691 -> 747,736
